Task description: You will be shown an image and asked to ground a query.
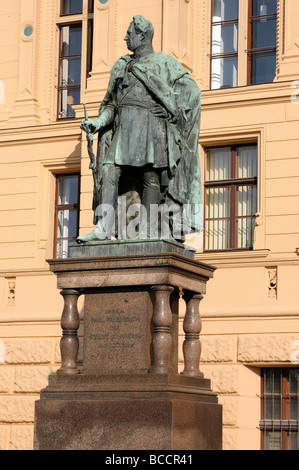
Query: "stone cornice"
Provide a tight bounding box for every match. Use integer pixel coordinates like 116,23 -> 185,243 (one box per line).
201,80 -> 295,109
196,250 -> 299,268
0,119 -> 82,145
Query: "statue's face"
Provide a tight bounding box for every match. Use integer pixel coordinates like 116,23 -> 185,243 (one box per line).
124,22 -> 143,51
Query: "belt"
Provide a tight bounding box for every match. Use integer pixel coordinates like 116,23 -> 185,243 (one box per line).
117,100 -> 154,110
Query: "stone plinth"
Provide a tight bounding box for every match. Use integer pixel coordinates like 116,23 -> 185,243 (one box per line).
34,241 -> 222,450
34,374 -> 221,451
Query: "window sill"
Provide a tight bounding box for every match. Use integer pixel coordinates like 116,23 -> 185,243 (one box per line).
195,249 -> 270,267
201,80 -> 293,109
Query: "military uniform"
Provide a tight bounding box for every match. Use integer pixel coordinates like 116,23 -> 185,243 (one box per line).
91,51 -> 202,237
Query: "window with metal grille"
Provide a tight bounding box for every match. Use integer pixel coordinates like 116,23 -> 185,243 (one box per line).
54,174 -> 80,258
204,144 -> 257,251
247,0 -> 277,85
260,368 -> 299,450
57,0 -> 94,119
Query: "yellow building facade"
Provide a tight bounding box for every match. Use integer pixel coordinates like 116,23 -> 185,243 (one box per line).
0,0 -> 299,450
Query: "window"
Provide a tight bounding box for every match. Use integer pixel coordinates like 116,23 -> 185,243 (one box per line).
248,0 -> 277,85
210,0 -> 277,89
54,174 -> 80,258
62,0 -> 83,15
57,0 -> 94,119
211,0 -> 239,89
260,368 -> 299,450
204,144 -> 257,251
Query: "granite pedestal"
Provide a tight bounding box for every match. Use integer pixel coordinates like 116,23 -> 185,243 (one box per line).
34,240 -> 222,450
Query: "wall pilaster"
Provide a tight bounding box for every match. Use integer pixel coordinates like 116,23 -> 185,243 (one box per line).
8,0 -> 41,126
84,0 -> 117,102
162,0 -> 194,72
276,0 -> 299,81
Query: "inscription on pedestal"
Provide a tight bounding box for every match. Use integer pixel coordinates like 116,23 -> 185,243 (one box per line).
83,290 -> 152,374
89,309 -> 142,349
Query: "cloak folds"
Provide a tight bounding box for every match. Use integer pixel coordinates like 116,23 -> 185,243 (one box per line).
93,51 -> 203,233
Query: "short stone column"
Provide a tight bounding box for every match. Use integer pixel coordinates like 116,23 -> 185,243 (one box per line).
57,289 -> 81,375
180,292 -> 203,377
149,285 -> 174,374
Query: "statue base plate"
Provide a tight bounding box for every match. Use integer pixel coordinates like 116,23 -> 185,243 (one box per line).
70,238 -> 196,259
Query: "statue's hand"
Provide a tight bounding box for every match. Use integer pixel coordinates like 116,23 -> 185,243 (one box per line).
150,104 -> 169,119
80,118 -> 100,135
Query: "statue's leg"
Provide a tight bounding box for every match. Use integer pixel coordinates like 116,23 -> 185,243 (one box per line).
164,194 -> 185,243
100,164 -> 122,217
141,167 -> 161,239
77,165 -> 122,242
142,168 -> 161,207
142,168 -> 185,242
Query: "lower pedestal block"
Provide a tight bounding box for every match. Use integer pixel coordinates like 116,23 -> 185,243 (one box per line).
34,374 -> 222,450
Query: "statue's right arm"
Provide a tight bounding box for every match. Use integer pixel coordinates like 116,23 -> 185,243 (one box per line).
81,56 -> 126,134
81,104 -> 114,135
95,104 -> 115,131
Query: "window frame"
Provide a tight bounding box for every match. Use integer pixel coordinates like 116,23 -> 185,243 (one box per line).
60,0 -> 83,16
204,143 -> 258,252
53,173 -> 80,259
208,0 -> 278,90
57,22 -> 82,119
56,0 -> 94,120
247,0 -> 278,85
260,368 -> 299,450
210,0 -> 239,90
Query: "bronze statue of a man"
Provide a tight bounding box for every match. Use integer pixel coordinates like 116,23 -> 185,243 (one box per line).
78,15 -> 202,242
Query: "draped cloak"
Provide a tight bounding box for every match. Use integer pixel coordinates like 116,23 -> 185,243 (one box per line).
93,51 -> 203,233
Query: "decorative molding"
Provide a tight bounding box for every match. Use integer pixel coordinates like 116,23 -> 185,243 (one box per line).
201,305 -> 299,319
5,277 -> 16,308
196,249 -> 270,261
267,267 -> 277,300
255,212 -> 263,227
196,251 -> 299,269
276,0 -> 283,75
0,268 -> 52,276
198,126 -> 263,146
114,0 -> 119,62
0,120 -> 82,145
201,80 -> 295,110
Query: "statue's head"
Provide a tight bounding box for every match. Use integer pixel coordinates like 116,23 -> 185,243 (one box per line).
124,16 -> 154,52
